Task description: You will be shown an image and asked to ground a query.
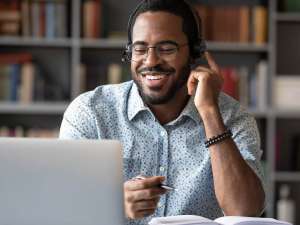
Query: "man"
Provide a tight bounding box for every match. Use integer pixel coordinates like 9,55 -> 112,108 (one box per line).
59,0 -> 265,224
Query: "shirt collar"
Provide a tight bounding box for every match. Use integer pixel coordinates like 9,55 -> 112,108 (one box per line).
127,82 -> 149,121
127,82 -> 201,124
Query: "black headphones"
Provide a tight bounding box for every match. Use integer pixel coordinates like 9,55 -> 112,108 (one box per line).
121,0 -> 207,62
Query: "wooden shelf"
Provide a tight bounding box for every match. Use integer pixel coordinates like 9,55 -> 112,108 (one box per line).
274,172 -> 300,182
207,41 -> 269,52
0,37 -> 73,47
276,13 -> 300,22
0,102 -> 68,114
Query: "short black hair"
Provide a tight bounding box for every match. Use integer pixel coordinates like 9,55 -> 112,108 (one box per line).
128,0 -> 202,52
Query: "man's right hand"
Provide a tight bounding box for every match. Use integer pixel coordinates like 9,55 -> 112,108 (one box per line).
124,176 -> 167,219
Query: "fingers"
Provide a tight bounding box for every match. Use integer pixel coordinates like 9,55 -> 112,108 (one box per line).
187,67 -> 212,96
132,198 -> 159,211
125,187 -> 166,202
124,177 -> 165,219
124,176 -> 165,191
205,51 -> 220,74
187,52 -> 222,96
130,208 -> 156,219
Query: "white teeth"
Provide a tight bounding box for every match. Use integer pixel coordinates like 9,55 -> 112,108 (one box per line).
145,75 -> 165,80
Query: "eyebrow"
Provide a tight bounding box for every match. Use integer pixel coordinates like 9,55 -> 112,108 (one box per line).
132,40 -> 179,46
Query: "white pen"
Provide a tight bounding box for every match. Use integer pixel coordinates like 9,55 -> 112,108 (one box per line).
133,175 -> 175,191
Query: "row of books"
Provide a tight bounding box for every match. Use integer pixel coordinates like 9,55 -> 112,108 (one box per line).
0,0 -> 67,38
0,126 -> 59,138
221,61 -> 268,110
0,53 -> 65,103
195,5 -> 268,44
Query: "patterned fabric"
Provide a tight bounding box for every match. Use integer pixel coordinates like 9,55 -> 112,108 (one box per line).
59,80 -> 264,225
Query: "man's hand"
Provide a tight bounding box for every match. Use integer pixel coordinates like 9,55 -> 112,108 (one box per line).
187,52 -> 223,115
124,176 -> 166,219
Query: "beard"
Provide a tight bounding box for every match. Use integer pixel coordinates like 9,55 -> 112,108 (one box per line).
133,63 -> 191,105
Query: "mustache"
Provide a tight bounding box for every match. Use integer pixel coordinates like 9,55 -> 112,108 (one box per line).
137,65 -> 175,75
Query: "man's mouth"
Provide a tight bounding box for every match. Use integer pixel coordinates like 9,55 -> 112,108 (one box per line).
139,72 -> 172,89
145,75 -> 166,80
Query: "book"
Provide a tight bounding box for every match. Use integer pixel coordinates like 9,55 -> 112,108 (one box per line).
221,67 -> 239,100
107,63 -> 122,84
149,215 -> 292,225
255,60 -> 268,110
55,0 -> 67,38
21,0 -> 30,36
274,76 -> 300,109
252,6 -> 268,44
45,1 -> 55,38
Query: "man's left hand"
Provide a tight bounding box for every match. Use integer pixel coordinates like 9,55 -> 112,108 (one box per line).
187,52 -> 223,115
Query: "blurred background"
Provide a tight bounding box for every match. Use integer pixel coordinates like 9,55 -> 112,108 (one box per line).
0,0 -> 300,223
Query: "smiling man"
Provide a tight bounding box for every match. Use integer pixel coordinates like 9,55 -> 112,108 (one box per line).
59,0 -> 265,224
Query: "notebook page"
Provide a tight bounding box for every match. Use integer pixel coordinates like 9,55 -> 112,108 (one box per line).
214,216 -> 292,225
149,215 -> 217,225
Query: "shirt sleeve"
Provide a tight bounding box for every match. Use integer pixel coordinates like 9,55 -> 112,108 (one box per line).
59,94 -> 98,139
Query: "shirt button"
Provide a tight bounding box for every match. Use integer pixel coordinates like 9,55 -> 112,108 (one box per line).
160,131 -> 165,137
159,166 -> 165,172
157,202 -> 162,208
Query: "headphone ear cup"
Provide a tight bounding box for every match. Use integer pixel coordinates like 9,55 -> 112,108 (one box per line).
192,40 -> 207,59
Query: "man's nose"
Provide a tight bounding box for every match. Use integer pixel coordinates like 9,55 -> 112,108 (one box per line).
143,48 -> 161,67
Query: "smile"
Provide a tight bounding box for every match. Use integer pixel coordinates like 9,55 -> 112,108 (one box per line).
145,75 -> 166,80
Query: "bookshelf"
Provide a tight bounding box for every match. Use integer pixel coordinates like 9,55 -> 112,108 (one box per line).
0,0 -> 300,222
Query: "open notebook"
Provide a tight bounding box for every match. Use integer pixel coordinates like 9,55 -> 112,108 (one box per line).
149,215 -> 292,225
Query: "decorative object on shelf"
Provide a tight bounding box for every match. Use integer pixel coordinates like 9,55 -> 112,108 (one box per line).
277,184 -> 295,224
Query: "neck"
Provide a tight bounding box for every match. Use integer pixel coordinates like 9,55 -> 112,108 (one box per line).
148,87 -> 190,124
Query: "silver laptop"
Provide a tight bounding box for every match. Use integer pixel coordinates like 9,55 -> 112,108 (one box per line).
0,138 -> 124,225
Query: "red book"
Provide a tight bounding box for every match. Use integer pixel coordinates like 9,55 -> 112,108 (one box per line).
221,67 -> 239,100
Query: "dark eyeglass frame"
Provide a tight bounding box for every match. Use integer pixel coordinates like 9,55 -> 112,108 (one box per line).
127,41 -> 188,62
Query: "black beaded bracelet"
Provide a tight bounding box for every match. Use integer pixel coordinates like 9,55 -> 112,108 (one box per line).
204,130 -> 232,148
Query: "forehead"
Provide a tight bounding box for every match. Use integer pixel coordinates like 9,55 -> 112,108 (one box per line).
132,11 -> 188,43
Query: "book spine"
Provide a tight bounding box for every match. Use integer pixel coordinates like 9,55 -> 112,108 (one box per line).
9,64 -> 20,102
21,0 -> 30,36
31,1 -> 40,38
46,2 -> 55,38
55,0 -> 67,38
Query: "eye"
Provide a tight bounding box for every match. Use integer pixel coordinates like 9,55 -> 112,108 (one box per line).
158,44 -> 177,54
133,45 -> 147,55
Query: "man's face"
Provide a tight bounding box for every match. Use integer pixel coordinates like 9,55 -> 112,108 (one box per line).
131,11 -> 191,105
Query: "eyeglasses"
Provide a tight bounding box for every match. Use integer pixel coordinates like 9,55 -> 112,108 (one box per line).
128,41 -> 188,62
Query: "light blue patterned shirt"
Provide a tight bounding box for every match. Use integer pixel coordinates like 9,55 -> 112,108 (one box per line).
59,81 -> 264,225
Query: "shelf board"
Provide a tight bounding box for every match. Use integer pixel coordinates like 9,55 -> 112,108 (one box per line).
80,38 -> 127,49
207,41 -> 269,52
248,108 -> 270,117
274,172 -> 300,182
276,13 -> 300,22
0,37 -> 73,47
272,109 -> 300,118
0,102 -> 68,114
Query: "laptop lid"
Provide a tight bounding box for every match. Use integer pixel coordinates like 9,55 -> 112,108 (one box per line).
0,138 -> 124,225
